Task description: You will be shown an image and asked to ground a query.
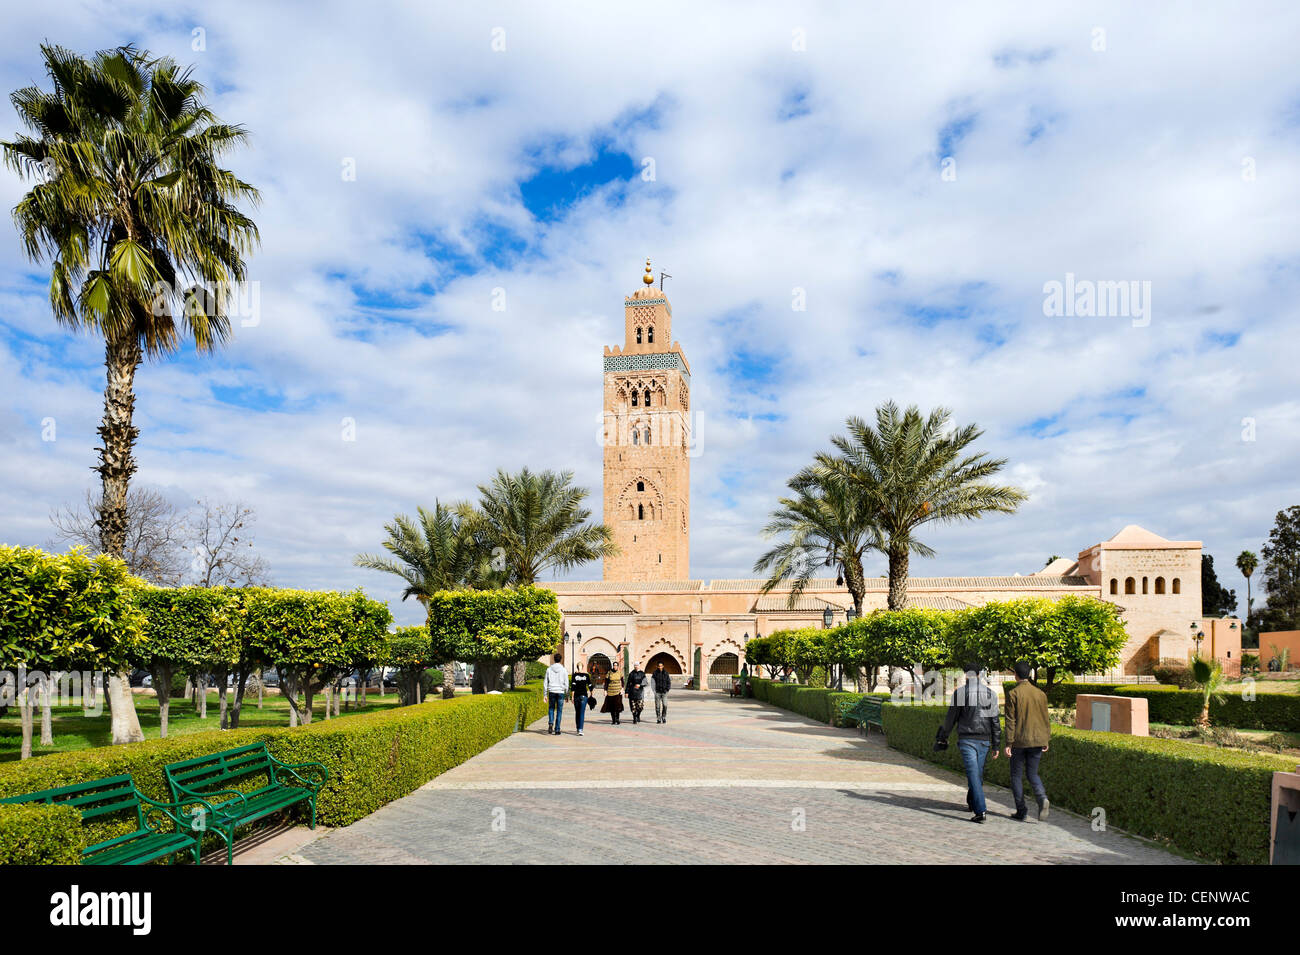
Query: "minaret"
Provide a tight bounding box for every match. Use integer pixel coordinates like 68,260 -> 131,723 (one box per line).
601,260 -> 691,581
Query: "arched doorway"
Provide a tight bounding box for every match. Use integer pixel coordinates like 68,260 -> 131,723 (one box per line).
709,652 -> 739,675
587,653 -> 612,685
644,652 -> 682,675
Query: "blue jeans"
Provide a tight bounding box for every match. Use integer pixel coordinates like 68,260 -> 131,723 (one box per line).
547,693 -> 564,731
1009,746 -> 1046,812
957,738 -> 991,815
573,695 -> 587,731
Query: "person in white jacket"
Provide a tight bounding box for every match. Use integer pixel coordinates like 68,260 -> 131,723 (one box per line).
544,653 -> 569,735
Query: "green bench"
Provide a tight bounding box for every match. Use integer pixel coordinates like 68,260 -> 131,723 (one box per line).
839,696 -> 886,736
1,774 -> 201,865
164,742 -> 327,865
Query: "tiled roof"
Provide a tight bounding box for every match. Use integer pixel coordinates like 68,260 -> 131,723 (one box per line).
546,576 -> 1091,594
556,597 -> 638,614
906,594 -> 977,610
751,594 -> 849,613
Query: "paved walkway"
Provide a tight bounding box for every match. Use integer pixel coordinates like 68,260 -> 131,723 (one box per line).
292,693 -> 1192,865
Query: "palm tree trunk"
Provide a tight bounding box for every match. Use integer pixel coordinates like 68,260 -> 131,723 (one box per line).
887,545 -> 910,610
844,557 -> 867,615
98,334 -> 147,745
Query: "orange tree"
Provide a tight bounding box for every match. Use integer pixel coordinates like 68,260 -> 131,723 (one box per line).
427,586 -> 560,693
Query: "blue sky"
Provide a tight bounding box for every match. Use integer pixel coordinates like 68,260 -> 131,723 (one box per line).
1,1 -> 1298,625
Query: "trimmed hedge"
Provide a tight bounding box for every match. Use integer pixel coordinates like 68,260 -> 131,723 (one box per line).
750,679 -> 891,727
881,703 -> 1292,865
0,681 -> 546,863
1012,681 -> 1300,731
0,803 -> 81,864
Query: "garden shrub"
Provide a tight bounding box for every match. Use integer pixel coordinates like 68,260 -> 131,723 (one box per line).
1111,685 -> 1300,731
0,802 -> 82,864
750,679 -> 890,727
0,681 -> 545,861
1002,681 -> 1121,707
881,702 -> 1292,865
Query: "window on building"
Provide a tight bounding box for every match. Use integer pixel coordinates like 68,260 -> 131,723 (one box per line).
1110,578 -> 1118,595
638,504 -> 644,520
1125,577 -> 1136,594
643,427 -> 651,445
1142,577 -> 1149,594
636,481 -> 644,492
631,390 -> 638,407
1155,576 -> 1166,594
632,430 -> 639,445
1172,578 -> 1181,594
636,327 -> 642,344
644,388 -> 651,407
647,326 -> 654,343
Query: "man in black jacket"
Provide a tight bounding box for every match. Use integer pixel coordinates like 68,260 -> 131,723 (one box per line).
651,662 -> 672,723
935,664 -> 1001,823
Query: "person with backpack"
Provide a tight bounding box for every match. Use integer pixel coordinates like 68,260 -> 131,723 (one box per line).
934,663 -> 1001,823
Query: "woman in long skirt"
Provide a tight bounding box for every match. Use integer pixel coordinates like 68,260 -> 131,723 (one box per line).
601,662 -> 625,725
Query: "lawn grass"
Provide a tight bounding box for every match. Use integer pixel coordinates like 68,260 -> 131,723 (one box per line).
0,686 -> 453,761
1221,678 -> 1300,695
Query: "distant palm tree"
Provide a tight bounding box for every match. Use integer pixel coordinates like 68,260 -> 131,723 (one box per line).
1236,550 -> 1258,623
754,466 -> 883,616
354,502 -> 490,698
4,44 -> 259,743
816,402 -> 1027,610
463,468 -> 617,585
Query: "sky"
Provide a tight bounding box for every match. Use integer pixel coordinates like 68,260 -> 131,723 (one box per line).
1,1 -> 1297,626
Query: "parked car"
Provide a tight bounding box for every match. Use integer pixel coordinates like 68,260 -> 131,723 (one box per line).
261,670 -> 280,687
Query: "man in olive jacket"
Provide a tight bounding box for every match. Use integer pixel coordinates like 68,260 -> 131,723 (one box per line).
1004,661 -> 1051,821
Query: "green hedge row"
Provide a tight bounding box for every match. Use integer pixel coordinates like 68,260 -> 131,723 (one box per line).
0,803 -> 82,864
0,681 -> 546,863
881,703 -> 1291,865
1005,681 -> 1300,731
749,679 -> 891,727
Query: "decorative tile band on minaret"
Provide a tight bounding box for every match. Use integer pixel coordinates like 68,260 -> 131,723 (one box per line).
601,260 -> 690,582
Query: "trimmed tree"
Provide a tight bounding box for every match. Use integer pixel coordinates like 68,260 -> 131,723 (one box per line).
427,586 -> 561,694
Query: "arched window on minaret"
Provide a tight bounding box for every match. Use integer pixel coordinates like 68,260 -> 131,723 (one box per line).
632,430 -> 639,445
636,481 -> 644,492
644,389 -> 651,407
643,427 -> 651,445
647,326 -> 654,343
636,327 -> 642,344
638,503 -> 644,520
1155,577 -> 1166,594
1172,578 -> 1181,594
631,390 -> 638,407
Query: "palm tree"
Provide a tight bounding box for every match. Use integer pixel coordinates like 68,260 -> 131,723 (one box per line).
817,402 -> 1027,610
354,502 -> 490,698
4,45 -> 259,742
463,468 -> 617,585
1191,656 -> 1224,728
1236,550 -> 1258,626
754,466 -> 883,616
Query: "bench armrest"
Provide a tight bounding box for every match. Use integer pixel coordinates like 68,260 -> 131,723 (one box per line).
140,791 -> 217,835
176,783 -> 250,811
268,757 -> 329,790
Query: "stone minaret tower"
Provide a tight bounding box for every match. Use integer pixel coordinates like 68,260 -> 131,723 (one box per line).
601,260 -> 691,581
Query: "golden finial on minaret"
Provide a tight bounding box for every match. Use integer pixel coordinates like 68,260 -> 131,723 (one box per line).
643,258 -> 655,285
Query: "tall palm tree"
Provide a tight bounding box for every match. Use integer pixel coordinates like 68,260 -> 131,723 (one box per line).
817,402 -> 1027,610
463,468 -> 617,585
1236,550 -> 1258,625
354,502 -> 490,698
754,466 -> 883,616
4,44 -> 259,742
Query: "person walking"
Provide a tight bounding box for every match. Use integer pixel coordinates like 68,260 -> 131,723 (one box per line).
543,653 -> 568,735
1004,660 -> 1051,820
569,663 -> 592,736
601,661 -> 626,725
626,664 -> 648,724
651,662 -> 672,723
934,663 -> 1001,823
